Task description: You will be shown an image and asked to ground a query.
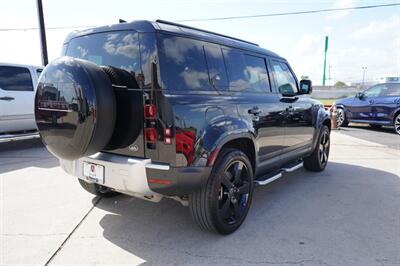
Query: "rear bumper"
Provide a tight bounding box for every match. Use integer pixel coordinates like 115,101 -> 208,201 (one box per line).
60,152 -> 211,198
146,165 -> 211,196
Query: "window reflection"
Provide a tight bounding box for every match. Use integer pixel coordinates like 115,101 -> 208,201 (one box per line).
66,31 -> 141,75
222,49 -> 250,92
158,34 -> 212,91
243,55 -> 270,92
271,61 -> 298,94
0,66 -> 33,91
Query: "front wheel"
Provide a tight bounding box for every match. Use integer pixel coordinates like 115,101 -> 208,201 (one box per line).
336,108 -> 348,127
189,149 -> 254,235
303,125 -> 330,172
394,113 -> 400,135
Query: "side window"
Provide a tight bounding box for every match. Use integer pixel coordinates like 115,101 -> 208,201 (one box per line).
0,66 -> 33,91
222,48 -> 249,92
270,60 -> 298,95
158,34 -> 211,91
204,46 -> 228,90
244,54 -> 270,92
364,85 -> 383,97
379,84 -> 400,97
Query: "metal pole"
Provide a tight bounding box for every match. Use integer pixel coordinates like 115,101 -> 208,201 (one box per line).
362,67 -> 367,88
322,36 -> 328,86
36,0 -> 48,66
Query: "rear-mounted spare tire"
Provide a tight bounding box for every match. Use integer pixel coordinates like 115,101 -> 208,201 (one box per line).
35,56 -> 116,160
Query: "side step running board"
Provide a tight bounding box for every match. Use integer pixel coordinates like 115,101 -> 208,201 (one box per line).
282,162 -> 304,173
254,161 -> 303,186
0,132 -> 40,143
255,172 -> 282,186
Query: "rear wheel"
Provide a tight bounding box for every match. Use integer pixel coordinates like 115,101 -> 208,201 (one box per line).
394,113 -> 400,135
336,108 -> 348,127
78,179 -> 120,198
304,125 -> 330,172
189,149 -> 254,235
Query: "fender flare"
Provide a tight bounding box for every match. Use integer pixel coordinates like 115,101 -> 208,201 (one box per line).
312,108 -> 331,150
207,131 -> 257,168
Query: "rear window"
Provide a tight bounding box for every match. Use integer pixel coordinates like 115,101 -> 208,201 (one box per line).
158,34 -> 212,91
0,66 -> 33,91
243,54 -> 270,92
222,49 -> 270,93
66,31 -> 141,74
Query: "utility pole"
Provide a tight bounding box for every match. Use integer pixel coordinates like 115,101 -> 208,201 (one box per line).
322,36 -> 328,86
328,63 -> 332,85
36,0 -> 48,66
361,66 -> 367,89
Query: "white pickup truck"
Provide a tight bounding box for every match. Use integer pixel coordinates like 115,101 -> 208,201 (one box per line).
0,63 -> 43,141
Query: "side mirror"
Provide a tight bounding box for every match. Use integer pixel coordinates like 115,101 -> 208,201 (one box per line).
355,92 -> 364,99
299,80 -> 312,94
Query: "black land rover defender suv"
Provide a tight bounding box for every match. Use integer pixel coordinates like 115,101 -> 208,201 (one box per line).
35,20 -> 331,235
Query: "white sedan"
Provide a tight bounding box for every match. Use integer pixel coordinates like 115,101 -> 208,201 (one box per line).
0,63 -> 43,140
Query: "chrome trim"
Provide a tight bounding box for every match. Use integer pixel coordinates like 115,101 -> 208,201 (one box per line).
146,163 -> 170,171
255,173 -> 282,186
0,132 -> 40,143
282,162 -> 303,173
37,107 -> 73,112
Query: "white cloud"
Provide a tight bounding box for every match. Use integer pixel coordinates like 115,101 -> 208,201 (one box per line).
353,14 -> 400,39
295,34 -> 323,55
327,0 -> 356,20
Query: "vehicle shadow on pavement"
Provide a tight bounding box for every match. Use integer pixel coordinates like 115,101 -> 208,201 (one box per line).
0,138 -> 58,174
346,124 -> 396,134
92,162 -> 400,265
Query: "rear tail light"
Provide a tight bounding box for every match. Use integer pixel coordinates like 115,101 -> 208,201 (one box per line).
164,128 -> 172,145
144,104 -> 157,120
164,128 -> 172,137
164,137 -> 172,145
145,128 -> 157,143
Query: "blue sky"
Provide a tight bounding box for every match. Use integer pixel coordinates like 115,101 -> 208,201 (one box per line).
0,0 -> 399,85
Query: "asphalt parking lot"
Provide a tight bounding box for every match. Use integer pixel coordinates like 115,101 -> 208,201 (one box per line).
1,129 -> 399,266
338,124 -> 399,149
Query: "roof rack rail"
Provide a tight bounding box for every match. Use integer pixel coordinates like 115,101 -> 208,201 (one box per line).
155,19 -> 259,47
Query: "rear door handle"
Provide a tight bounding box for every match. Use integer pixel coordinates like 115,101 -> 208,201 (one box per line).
248,106 -> 261,115
369,100 -> 374,104
0,96 -> 15,101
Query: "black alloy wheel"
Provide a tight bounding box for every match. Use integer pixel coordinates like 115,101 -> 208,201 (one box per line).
318,130 -> 330,168
304,125 -> 330,172
189,149 -> 254,235
217,160 -> 251,225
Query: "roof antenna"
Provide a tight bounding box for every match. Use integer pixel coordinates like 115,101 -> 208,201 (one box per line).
119,19 -> 127,23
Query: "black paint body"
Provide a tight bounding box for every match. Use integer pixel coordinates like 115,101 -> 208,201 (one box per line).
38,20 -> 330,196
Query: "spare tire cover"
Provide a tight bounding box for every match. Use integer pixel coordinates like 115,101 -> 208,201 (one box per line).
35,56 -> 116,160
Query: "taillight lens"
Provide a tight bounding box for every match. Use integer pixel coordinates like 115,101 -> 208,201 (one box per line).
145,128 -> 157,143
164,128 -> 172,137
144,104 -> 157,120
